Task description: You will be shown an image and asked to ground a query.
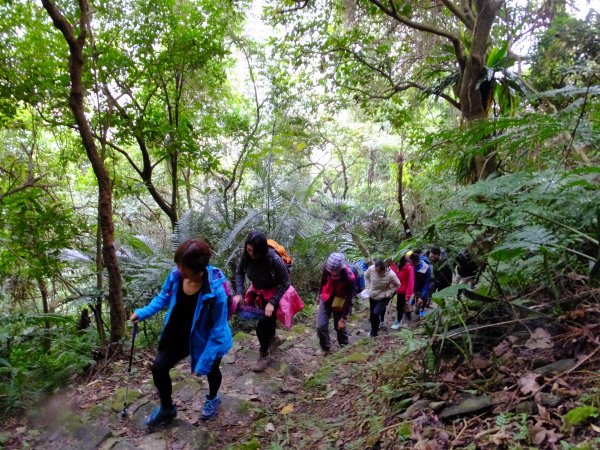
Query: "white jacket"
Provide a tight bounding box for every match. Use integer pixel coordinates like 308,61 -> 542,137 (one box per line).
365,266 -> 400,300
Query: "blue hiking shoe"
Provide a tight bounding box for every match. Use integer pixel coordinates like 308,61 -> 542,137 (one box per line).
201,395 -> 221,420
145,404 -> 177,428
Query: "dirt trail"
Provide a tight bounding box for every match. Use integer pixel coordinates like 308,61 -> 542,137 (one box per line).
6,301 -> 413,449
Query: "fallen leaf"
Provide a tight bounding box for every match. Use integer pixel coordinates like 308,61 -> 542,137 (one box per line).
525,328 -> 553,350
265,422 -> 275,432
493,340 -> 511,357
518,372 -> 541,395
326,390 -> 337,399
280,403 -> 294,415
533,429 -> 546,445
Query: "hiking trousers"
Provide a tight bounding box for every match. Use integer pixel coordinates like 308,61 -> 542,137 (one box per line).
256,305 -> 278,356
396,293 -> 406,322
369,297 -> 391,336
152,343 -> 222,407
316,300 -> 348,350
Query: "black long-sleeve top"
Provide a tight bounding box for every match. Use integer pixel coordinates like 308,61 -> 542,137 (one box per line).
235,248 -> 291,307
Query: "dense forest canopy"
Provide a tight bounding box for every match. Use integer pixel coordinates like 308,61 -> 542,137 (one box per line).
0,0 -> 598,447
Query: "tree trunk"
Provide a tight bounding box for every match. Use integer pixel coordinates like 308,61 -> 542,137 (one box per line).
42,0 -> 126,342
37,278 -> 51,350
396,153 -> 412,238
95,211 -> 106,342
458,0 -> 502,181
350,231 -> 372,265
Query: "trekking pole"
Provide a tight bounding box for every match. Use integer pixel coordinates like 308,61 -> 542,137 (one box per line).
120,322 -> 138,419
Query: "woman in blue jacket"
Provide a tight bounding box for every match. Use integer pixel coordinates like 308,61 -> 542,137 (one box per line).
129,238 -> 233,427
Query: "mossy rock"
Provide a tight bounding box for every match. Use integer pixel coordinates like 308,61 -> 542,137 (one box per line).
233,331 -> 253,342
63,412 -> 85,432
305,366 -> 334,388
338,352 -> 369,364
291,324 -> 307,335
110,387 -> 142,412
85,403 -> 105,420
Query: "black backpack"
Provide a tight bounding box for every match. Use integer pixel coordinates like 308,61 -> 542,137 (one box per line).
456,249 -> 478,278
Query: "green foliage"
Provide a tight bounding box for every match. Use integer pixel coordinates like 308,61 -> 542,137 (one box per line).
0,315 -> 95,416
529,13 -> 600,96
428,168 -> 599,296
563,406 -> 599,427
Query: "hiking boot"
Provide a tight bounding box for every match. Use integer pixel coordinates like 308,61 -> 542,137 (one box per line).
252,354 -> 270,373
201,395 -> 221,420
320,347 -> 331,356
391,321 -> 402,330
145,404 -> 177,428
379,324 -> 387,331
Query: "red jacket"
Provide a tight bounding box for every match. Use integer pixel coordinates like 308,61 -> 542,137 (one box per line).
390,261 -> 414,298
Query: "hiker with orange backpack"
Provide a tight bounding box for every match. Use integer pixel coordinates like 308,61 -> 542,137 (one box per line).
129,239 -> 232,427
233,230 -> 303,373
316,252 -> 356,355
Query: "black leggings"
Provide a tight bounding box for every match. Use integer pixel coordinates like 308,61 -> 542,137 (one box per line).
151,346 -> 222,407
396,293 -> 406,321
256,309 -> 278,356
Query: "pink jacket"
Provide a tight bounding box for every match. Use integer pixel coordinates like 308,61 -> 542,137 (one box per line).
390,262 -> 414,298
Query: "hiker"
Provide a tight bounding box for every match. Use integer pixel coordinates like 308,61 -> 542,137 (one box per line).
428,246 -> 453,299
233,230 -> 292,373
129,238 -> 232,427
316,252 -> 356,355
454,248 -> 480,287
408,251 -> 432,319
389,254 -> 414,330
365,259 -> 400,336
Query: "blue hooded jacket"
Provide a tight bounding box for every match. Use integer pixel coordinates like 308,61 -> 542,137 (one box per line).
134,265 -> 233,375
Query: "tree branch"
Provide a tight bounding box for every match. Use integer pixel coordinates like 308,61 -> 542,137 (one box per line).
440,0 -> 474,29
367,0 -> 465,64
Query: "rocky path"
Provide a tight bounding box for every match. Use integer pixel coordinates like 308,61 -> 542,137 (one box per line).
11,302 -> 406,449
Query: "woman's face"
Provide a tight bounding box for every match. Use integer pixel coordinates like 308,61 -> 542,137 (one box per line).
376,266 -> 385,276
246,243 -> 255,259
328,269 -> 342,280
177,264 -> 202,281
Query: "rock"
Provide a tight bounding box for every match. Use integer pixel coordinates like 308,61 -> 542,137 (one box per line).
402,399 -> 431,419
232,331 -> 253,342
428,401 -> 446,411
135,433 -> 168,450
222,353 -> 236,364
112,442 -> 139,450
439,396 -> 493,420
173,378 -> 203,404
339,352 -> 369,363
422,382 -> 448,399
110,388 -> 142,413
531,357 -> 552,369
533,359 -> 575,376
539,392 -> 561,407
515,401 -> 536,415
71,424 -> 112,450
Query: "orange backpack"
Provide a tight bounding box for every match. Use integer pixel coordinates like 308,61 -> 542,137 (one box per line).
267,239 -> 293,271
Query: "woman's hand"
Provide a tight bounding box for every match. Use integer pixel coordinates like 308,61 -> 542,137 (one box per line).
265,303 -> 275,317
129,312 -> 140,324
233,294 -> 243,305
337,318 -> 346,329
